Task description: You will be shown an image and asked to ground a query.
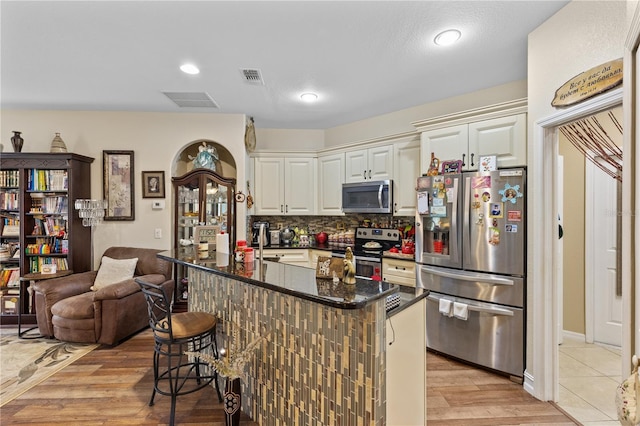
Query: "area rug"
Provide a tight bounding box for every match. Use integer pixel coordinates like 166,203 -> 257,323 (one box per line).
0,328 -> 98,407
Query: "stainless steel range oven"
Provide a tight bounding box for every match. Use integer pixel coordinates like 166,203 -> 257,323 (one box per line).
331,227 -> 401,280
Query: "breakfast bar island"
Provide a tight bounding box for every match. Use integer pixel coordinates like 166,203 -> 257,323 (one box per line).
158,248 -> 427,425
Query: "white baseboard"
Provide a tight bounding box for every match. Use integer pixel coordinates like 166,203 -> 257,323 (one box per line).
561,329 -> 586,343
523,369 -> 536,397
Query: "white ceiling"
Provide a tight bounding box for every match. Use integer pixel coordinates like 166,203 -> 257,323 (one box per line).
0,1 -> 569,130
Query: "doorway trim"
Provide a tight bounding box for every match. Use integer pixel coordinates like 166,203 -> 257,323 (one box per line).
528,87 -> 623,401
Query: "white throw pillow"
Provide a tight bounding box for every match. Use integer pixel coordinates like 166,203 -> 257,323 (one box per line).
91,256 -> 138,291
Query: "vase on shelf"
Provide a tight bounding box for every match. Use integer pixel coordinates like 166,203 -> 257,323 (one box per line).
11,131 -> 23,152
223,377 -> 241,426
50,132 -> 68,153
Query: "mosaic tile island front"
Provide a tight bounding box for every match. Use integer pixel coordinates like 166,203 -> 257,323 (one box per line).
158,248 -> 426,425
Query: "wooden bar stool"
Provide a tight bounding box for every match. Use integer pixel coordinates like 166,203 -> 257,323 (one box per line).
136,279 -> 222,426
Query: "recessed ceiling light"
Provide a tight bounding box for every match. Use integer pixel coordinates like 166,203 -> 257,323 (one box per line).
434,29 -> 461,46
180,63 -> 200,75
300,92 -> 318,102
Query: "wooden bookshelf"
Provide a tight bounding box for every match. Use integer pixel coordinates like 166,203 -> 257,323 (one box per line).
0,153 -> 94,325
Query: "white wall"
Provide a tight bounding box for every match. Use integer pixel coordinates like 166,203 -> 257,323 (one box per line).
324,80 -> 527,148
527,0 -> 628,397
253,128 -> 324,151
1,110 -> 247,267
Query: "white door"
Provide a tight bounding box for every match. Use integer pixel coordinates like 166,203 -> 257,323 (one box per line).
586,158 -> 622,347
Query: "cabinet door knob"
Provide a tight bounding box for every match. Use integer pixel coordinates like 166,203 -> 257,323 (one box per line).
394,202 -> 397,213
462,153 -> 466,166
280,205 -> 284,213
470,153 -> 475,167
363,170 -> 367,179
285,205 -> 288,213
368,170 -> 371,179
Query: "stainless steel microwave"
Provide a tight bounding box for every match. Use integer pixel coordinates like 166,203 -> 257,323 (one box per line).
342,180 -> 393,214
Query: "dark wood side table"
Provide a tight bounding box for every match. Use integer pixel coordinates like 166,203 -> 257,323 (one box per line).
19,270 -> 73,339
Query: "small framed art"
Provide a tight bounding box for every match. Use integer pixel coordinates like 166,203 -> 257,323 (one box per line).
142,171 -> 166,199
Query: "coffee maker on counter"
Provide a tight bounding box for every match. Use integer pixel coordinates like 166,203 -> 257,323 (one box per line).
251,221 -> 270,247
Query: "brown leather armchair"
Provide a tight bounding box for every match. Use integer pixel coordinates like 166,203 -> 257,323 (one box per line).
32,247 -> 174,345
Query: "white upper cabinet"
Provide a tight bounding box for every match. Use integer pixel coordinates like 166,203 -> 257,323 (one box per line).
318,152 -> 345,215
421,125 -> 470,172
393,139 -> 421,216
253,156 -> 316,215
253,157 -> 285,215
345,145 -> 393,183
415,99 -> 527,173
468,113 -> 526,170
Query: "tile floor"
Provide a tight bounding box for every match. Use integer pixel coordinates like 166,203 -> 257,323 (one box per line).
557,334 -> 622,425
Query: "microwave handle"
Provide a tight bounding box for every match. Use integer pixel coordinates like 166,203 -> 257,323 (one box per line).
378,184 -> 383,209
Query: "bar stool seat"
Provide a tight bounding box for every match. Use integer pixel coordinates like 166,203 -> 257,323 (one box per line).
136,278 -> 222,426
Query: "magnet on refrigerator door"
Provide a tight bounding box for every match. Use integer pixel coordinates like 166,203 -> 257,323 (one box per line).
499,184 -> 523,204
488,227 -> 500,245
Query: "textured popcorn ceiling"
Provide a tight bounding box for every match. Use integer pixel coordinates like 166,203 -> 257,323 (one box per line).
1,1 -> 568,129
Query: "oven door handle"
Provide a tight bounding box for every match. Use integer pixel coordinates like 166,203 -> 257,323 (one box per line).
427,295 -> 514,317
422,266 -> 514,286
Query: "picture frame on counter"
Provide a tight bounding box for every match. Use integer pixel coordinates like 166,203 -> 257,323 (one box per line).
316,256 -> 343,279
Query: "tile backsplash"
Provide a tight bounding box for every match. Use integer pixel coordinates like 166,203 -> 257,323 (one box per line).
249,215 -> 414,234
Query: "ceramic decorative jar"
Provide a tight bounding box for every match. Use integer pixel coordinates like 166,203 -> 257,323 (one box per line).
11,131 -> 23,152
50,132 -> 68,153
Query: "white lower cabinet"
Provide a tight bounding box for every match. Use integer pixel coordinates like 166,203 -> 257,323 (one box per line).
386,298 -> 426,425
260,249 -> 309,267
382,258 -> 416,287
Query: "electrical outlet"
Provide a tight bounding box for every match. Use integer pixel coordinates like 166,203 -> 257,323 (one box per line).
277,223 -> 283,230
154,228 -> 162,239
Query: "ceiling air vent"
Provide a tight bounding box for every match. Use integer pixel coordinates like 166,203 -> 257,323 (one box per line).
162,92 -> 219,108
240,68 -> 265,85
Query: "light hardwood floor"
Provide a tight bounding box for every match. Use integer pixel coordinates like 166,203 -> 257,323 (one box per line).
1,328 -> 578,425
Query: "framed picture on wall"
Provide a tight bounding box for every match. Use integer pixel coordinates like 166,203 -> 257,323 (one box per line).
142,171 -> 165,199
103,150 -> 135,221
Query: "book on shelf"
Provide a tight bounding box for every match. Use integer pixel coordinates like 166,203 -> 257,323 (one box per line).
32,216 -> 67,237
0,267 -> 20,288
0,170 -> 20,188
27,169 -> 68,191
1,224 -> 19,237
28,256 -> 68,273
0,191 -> 19,210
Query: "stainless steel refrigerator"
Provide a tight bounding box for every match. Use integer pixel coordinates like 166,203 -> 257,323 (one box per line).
415,168 -> 526,379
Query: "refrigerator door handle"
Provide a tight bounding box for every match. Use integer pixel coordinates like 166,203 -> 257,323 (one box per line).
462,176 -> 471,268
427,295 -> 515,316
422,265 -> 515,286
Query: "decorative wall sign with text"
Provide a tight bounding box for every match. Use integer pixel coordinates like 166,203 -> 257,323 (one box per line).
552,58 -> 622,107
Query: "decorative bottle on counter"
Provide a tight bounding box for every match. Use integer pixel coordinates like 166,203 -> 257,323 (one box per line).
235,240 -> 247,262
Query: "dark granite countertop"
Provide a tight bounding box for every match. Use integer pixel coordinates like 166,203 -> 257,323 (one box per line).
387,285 -> 429,318
158,248 -> 403,310
255,243 -> 344,251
